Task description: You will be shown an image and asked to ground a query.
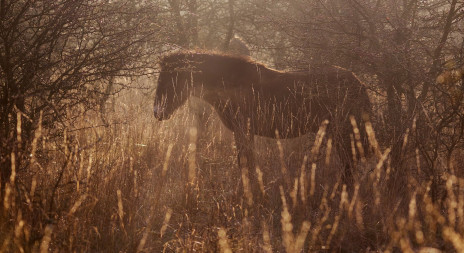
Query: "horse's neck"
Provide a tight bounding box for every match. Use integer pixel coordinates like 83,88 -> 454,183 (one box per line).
192,85 -> 226,106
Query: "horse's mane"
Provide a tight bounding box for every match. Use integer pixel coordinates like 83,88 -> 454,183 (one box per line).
159,51 -> 357,79
160,51 -> 281,73
161,51 -> 252,63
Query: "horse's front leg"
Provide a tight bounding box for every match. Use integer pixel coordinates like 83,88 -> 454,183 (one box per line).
234,131 -> 255,170
233,129 -> 257,206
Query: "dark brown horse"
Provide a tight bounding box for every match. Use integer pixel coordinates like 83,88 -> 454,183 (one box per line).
153,52 -> 371,183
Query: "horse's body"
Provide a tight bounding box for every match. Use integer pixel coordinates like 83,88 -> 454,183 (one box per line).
154,52 -> 371,182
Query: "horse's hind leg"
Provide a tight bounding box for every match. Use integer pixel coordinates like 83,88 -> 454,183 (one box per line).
334,130 -> 356,188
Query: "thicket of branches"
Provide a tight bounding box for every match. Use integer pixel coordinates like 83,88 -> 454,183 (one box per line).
0,0 -> 162,183
247,0 -> 464,196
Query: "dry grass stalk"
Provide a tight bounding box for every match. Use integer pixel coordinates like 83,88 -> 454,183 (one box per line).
39,225 -> 53,253
310,163 -> 317,197
76,152 -> 84,193
458,178 -> 464,234
329,180 -> 340,200
13,211 -> 25,252
299,155 -> 308,205
364,119 -> 382,159
3,183 -> 12,212
68,194 -> 88,216
423,184 -> 447,240
401,127 -> 410,155
443,226 -> 464,252
326,184 -> 348,246
1,236 -> 11,253
256,165 -> 265,196
446,175 -> 457,226
117,189 -> 125,230
350,116 -> 366,163
350,133 -> 357,165
310,191 -> 330,248
290,177 -> 298,209
408,191 -> 417,229
241,166 -> 254,206
355,200 -> 364,230
386,217 -> 414,253
3,152 -> 15,211
86,154 -> 93,191
414,221 -> 425,245
160,208 -> 173,238
373,148 -> 391,206
325,137 -> 332,166
30,111 -> 43,166
310,120 -> 328,162
276,134 -> 289,186
188,126 -> 198,185
29,176 -> 37,200
162,144 -> 174,178
16,111 -> 22,150
279,185 -> 311,252
136,229 -> 149,253
10,152 -> 16,186
218,228 -> 233,253
423,183 -> 437,236
295,221 -> 311,250
416,148 -> 421,174
348,184 -> 360,219
261,221 -> 273,253
399,234 -> 415,253
280,186 -> 294,252
63,129 -> 68,157
385,158 -> 392,181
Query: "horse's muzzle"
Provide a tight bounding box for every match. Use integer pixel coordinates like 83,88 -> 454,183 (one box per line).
153,104 -> 166,121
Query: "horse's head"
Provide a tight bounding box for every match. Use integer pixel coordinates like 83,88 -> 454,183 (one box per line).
153,67 -> 193,120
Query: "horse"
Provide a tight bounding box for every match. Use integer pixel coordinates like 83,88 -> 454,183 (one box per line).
153,51 -> 372,189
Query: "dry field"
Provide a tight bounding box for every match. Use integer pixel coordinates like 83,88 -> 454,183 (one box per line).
1,80 -> 464,252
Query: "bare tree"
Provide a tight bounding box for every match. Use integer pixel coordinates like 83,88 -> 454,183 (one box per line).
0,0 -> 159,185
253,0 -> 463,163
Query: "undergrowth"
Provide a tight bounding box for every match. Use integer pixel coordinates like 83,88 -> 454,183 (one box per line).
1,88 -> 463,252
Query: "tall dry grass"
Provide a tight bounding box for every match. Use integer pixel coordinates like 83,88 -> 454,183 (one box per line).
1,82 -> 464,252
